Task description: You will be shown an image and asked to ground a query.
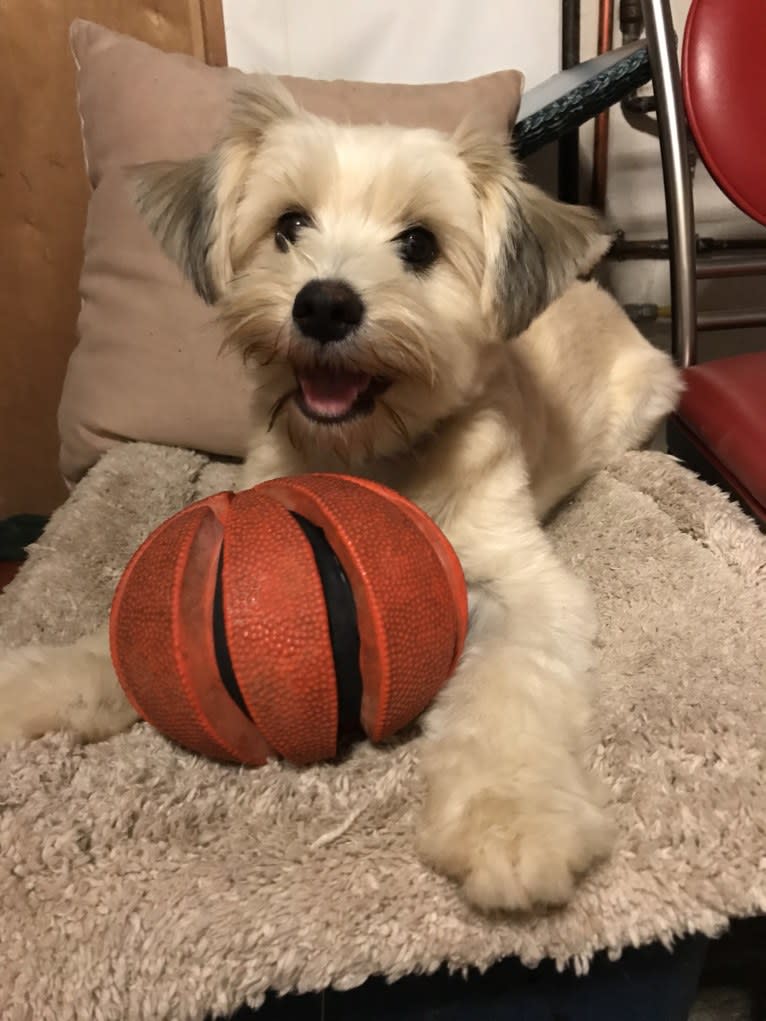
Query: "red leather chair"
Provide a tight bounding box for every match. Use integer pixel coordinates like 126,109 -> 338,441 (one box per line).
644,0 -> 766,526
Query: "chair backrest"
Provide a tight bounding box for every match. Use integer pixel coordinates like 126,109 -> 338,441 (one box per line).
682,0 -> 766,227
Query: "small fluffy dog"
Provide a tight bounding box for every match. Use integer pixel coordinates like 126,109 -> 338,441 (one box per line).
0,79 -> 680,912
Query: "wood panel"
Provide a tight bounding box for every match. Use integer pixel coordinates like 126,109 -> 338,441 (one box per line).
200,0 -> 228,66
0,0 -> 225,516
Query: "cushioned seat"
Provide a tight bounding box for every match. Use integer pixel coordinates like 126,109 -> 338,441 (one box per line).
671,353 -> 766,523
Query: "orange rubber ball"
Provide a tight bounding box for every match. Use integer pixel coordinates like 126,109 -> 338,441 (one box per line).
109,474 -> 468,765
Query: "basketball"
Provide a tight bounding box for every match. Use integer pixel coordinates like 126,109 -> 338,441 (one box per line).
109,474 -> 468,765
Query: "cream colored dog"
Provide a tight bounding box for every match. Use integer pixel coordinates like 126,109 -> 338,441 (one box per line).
0,79 -> 681,912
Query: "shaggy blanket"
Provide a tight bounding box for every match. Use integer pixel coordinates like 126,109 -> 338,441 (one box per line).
1,443 -> 764,1021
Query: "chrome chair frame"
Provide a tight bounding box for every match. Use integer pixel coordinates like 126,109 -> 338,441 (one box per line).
641,0 -> 697,368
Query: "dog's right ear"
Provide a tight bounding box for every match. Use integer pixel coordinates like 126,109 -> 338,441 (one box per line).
227,74 -> 300,144
130,76 -> 300,304
131,156 -> 222,303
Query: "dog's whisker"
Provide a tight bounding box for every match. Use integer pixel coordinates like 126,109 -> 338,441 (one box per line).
227,313 -> 293,366
363,433 -> 375,462
260,320 -> 291,366
286,417 -> 303,453
379,398 -> 412,450
372,326 -> 436,387
267,390 -> 294,432
296,247 -> 320,274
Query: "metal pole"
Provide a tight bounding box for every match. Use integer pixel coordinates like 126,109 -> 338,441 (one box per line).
591,0 -> 615,209
641,0 -> 698,367
696,258 -> 766,280
697,310 -> 766,331
611,235 -> 766,260
559,0 -> 582,203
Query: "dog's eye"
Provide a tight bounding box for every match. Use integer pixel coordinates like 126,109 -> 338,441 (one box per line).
275,210 -> 312,251
395,226 -> 438,270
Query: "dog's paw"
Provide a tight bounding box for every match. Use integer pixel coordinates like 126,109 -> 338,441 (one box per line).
0,646 -> 51,743
0,632 -> 136,746
417,778 -> 615,912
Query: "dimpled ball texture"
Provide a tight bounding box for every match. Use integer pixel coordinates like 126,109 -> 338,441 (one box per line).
110,474 -> 468,766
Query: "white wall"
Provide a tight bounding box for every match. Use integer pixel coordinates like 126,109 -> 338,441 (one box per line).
223,0 -> 560,86
222,0 -> 765,331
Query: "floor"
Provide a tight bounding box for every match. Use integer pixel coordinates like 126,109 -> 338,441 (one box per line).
690,987 -> 750,1021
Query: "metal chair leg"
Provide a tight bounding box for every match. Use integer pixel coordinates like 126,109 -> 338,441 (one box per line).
641,0 -> 698,367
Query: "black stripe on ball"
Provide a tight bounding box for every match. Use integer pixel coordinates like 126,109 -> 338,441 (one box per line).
289,512 -> 363,743
212,544 -> 254,721
210,517 -> 364,744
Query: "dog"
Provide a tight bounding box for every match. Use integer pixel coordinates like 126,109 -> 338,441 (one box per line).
0,77 -> 680,912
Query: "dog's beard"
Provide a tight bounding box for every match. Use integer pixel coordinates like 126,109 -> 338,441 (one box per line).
265,345 -> 420,465
265,378 -> 414,465
221,287 -> 448,464
254,362 -> 413,466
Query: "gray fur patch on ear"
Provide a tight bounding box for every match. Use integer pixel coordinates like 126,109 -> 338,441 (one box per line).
497,203 -> 548,339
453,123 -> 611,340
500,183 -> 613,337
131,157 -> 219,304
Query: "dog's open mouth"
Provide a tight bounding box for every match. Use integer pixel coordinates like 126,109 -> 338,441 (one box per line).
295,368 -> 390,424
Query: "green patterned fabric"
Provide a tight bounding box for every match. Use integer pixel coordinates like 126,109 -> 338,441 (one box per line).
513,43 -> 651,158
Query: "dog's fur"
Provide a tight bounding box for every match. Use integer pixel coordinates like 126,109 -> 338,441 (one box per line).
0,79 -> 681,912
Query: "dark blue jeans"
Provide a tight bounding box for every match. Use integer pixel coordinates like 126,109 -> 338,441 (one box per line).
219,935 -> 708,1021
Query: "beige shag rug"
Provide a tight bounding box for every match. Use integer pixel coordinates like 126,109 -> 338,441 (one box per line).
1,443 -> 765,1021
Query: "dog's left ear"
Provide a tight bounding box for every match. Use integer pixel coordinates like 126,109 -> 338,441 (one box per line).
455,125 -> 612,337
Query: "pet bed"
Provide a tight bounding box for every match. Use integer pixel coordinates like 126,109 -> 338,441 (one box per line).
1,442 -> 764,1021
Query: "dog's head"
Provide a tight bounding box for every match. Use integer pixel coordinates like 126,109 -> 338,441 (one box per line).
132,77 -> 609,463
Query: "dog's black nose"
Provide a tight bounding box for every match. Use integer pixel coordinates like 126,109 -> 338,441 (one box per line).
292,279 -> 364,344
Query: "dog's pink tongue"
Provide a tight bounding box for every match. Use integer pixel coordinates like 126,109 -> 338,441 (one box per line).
298,369 -> 371,418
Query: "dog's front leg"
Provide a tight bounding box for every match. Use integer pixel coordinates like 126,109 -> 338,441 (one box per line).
416,464 -> 614,912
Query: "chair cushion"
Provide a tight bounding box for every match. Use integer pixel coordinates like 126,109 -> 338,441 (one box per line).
682,0 -> 766,226
678,351 -> 766,513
